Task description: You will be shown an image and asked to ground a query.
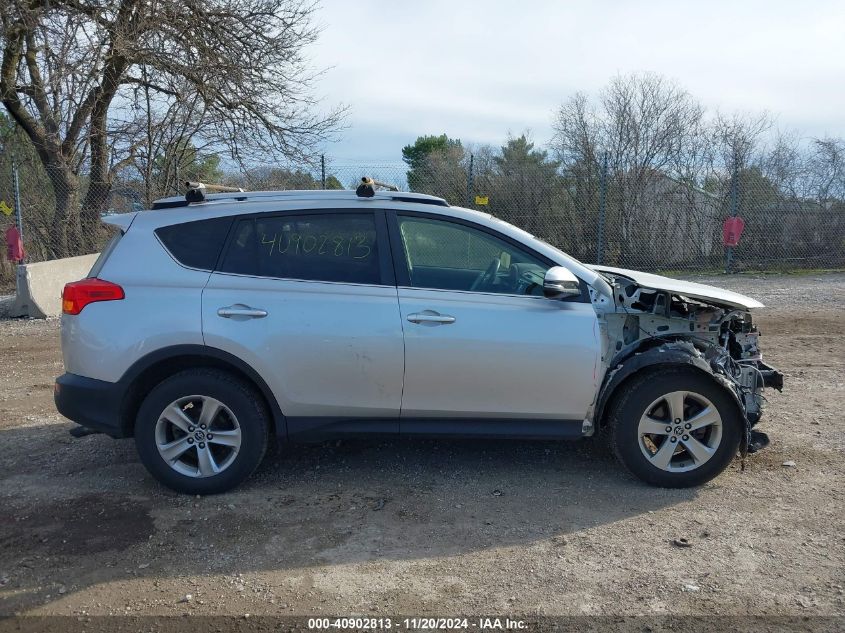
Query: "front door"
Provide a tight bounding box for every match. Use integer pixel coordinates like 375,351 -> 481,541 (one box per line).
390,213 -> 600,421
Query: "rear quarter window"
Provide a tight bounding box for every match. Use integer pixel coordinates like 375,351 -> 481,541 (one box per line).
155,217 -> 232,271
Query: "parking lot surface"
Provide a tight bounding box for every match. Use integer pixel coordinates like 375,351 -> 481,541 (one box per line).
0,273 -> 843,619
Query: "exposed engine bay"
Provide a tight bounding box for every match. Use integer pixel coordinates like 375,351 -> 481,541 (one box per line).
590,270 -> 784,451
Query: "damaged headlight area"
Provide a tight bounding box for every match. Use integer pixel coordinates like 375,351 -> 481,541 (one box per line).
594,274 -> 784,456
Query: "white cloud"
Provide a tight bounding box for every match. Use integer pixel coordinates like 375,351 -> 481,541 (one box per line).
310,0 -> 845,162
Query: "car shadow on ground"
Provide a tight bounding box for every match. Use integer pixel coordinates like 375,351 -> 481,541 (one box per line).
0,422 -> 697,613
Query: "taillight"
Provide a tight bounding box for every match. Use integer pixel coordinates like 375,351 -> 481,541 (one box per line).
62,278 -> 125,315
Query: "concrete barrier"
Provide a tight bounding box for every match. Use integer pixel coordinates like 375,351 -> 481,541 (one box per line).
9,253 -> 100,319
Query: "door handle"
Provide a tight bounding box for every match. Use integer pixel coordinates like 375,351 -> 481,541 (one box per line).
217,305 -> 268,319
407,311 -> 456,325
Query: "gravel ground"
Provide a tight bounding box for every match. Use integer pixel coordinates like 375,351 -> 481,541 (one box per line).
0,273 -> 843,624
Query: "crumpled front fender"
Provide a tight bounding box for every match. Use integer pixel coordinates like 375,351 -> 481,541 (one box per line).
594,341 -> 748,445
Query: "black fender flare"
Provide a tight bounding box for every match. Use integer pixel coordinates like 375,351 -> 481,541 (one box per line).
594,342 -> 746,440
116,344 -> 287,439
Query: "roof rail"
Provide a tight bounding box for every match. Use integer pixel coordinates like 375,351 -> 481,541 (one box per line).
151,187 -> 448,210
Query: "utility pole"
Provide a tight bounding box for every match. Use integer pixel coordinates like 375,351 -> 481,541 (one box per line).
320,154 -> 326,189
596,152 -> 608,265
466,154 -> 474,206
726,156 -> 739,273
12,162 -> 25,265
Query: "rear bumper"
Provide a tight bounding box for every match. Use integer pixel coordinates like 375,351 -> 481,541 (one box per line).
54,373 -> 128,438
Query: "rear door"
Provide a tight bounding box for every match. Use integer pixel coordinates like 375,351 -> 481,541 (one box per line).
389,212 -> 600,422
202,209 -> 404,434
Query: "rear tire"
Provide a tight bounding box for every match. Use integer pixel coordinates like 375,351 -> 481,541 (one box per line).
135,369 -> 269,494
608,368 -> 742,488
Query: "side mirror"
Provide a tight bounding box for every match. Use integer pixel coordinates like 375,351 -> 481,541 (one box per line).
543,266 -> 581,300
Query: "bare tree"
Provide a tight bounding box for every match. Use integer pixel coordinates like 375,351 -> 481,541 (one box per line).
120,70 -> 222,207
1,0 -> 344,256
759,131 -> 806,199
552,73 -> 706,266
805,137 -> 845,204
710,111 -> 772,172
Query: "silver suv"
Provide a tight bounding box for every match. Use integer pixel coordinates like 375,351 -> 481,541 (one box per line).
55,184 -> 783,494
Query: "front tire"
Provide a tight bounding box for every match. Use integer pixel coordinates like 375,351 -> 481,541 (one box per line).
608,368 -> 743,488
135,369 -> 270,494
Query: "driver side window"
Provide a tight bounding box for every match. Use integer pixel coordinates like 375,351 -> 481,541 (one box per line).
397,216 -> 550,295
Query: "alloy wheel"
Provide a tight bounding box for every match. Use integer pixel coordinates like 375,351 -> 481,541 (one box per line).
637,390 -> 723,473
154,395 -> 242,478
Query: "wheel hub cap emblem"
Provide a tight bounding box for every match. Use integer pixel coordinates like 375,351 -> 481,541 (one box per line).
673,427 -> 684,436
194,430 -> 206,441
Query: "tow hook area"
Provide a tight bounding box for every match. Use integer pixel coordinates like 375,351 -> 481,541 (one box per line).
69,426 -> 102,438
746,363 -> 780,454
747,429 -> 771,454
759,363 -> 784,391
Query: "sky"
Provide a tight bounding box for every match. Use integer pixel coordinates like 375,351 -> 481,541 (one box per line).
308,0 -> 845,164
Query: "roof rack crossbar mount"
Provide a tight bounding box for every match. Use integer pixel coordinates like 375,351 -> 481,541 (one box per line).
185,181 -> 244,193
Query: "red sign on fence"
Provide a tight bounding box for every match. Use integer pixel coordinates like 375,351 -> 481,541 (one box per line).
723,216 -> 745,247
6,225 -> 25,262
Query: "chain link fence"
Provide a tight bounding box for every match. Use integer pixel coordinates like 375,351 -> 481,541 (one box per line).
2,155 -> 844,293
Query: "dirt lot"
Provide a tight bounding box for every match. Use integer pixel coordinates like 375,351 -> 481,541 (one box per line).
0,273 -> 843,623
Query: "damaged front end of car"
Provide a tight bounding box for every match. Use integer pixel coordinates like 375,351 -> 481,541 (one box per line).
589,268 -> 784,456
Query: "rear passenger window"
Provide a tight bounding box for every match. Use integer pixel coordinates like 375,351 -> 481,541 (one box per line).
219,213 -> 381,285
155,217 -> 232,271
